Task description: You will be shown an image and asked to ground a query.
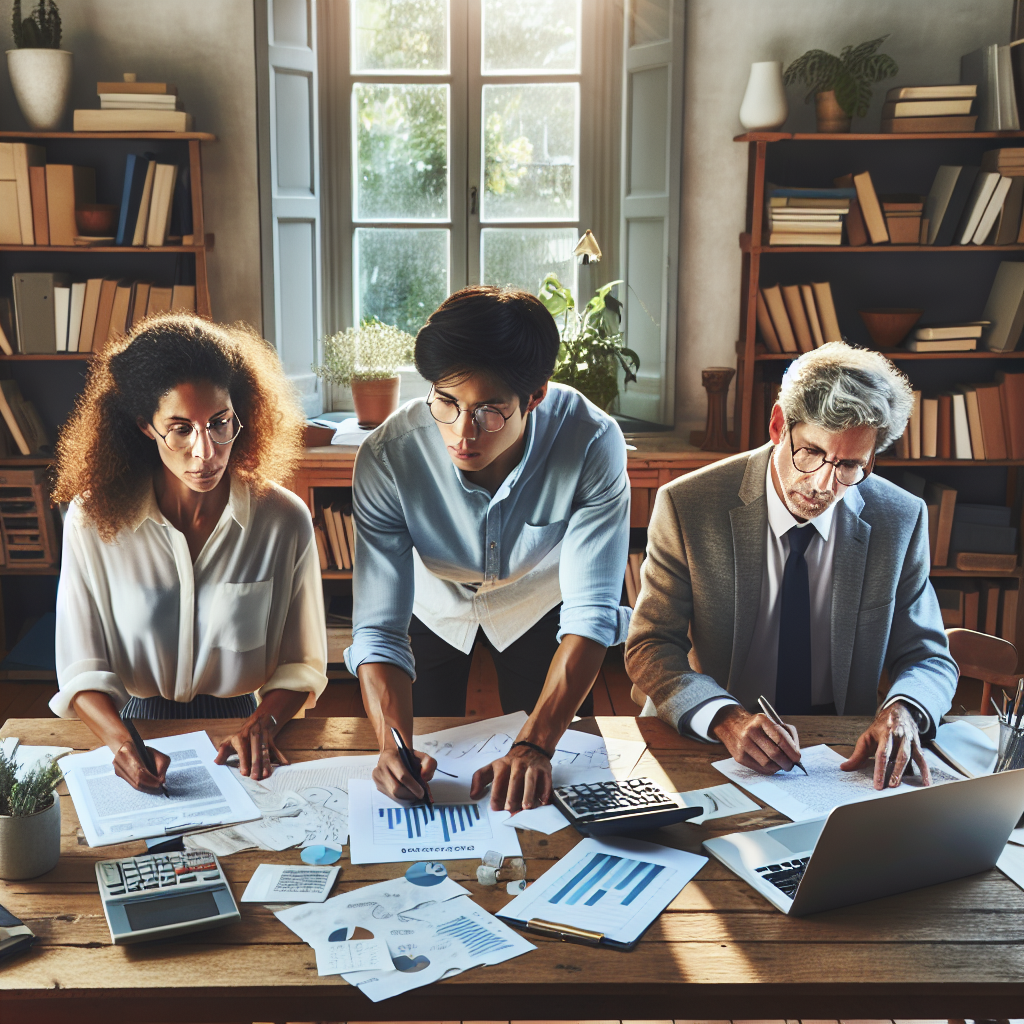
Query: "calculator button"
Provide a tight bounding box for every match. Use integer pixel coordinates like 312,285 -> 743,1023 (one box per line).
179,875 -> 196,883
202,873 -> 220,881
100,863 -> 121,886
107,888 -> 125,895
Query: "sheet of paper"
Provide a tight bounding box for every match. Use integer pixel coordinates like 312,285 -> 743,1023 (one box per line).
673,782 -> 760,823
263,754 -> 378,793
933,720 -> 998,777
184,826 -> 256,857
414,712 -> 528,784
498,835 -> 706,947
550,732 -> 648,787
998,841 -> 1024,892
347,779 -> 522,864
315,937 -> 392,976
713,743 -> 964,823
61,730 -> 260,847
1010,827 -> 1024,847
504,803 -> 570,834
942,714 -> 1001,745
241,863 -> 340,903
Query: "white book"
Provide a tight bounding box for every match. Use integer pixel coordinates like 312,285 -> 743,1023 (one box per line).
982,261 -> 1024,352
53,285 -> 70,352
958,171 -> 1001,244
98,93 -> 179,107
972,175 -> 1013,244
145,164 -> 178,247
951,392 -> 973,459
921,397 -> 938,458
131,160 -> 157,247
66,281 -> 86,353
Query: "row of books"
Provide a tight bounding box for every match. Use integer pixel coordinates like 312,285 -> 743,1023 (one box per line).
315,502 -> 356,572
893,373 -> 1024,464
74,78 -> 193,133
1,273 -> 196,356
923,160 -> 1024,249
765,187 -> 851,245
755,281 -> 842,354
115,155 -> 192,247
0,379 -> 48,457
880,83 -> 978,134
934,579 -> 1018,645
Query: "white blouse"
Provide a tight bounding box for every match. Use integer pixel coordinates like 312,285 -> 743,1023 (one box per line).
51,474 -> 328,719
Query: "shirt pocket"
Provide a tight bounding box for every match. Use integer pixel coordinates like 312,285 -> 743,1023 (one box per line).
508,520 -> 568,576
208,579 -> 274,653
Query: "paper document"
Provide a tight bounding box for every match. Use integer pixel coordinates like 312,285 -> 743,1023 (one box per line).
713,743 -> 964,822
315,937 -> 391,976
347,779 -> 522,864
504,803 -> 570,834
674,782 -> 760,823
933,720 -> 998,777
498,836 -> 706,948
241,863 -> 340,903
998,841 -> 1024,892
550,731 -> 648,787
62,730 -> 260,847
414,712 -> 528,783
263,754 -> 378,793
1010,827 -> 1024,847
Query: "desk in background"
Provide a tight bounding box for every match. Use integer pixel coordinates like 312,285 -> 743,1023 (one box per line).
1,715 -> 1022,1023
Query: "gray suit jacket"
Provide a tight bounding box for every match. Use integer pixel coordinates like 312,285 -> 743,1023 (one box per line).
624,443 -> 957,739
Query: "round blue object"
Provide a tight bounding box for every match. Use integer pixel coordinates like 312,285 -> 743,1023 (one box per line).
405,861 -> 448,886
301,845 -> 342,865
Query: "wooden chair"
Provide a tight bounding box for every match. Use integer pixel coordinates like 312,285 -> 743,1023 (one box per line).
946,627 -> 1020,714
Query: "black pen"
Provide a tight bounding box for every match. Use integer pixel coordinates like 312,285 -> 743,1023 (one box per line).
390,726 -> 432,806
757,695 -> 808,775
124,718 -> 170,798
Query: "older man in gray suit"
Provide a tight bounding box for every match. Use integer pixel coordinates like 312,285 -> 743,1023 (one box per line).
626,343 -> 957,790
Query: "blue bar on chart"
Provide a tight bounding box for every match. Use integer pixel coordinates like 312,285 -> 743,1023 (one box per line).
377,802 -> 483,844
548,853 -> 665,909
436,914 -> 513,958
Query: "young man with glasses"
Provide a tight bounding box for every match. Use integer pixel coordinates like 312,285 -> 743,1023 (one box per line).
346,285 -> 630,814
626,342 -> 957,790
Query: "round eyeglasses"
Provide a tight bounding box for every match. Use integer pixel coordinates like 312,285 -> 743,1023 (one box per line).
426,388 -> 515,434
789,432 -> 872,487
150,413 -> 243,452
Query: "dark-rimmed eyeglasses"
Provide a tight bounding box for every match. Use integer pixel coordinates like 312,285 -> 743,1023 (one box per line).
789,431 -> 873,487
426,387 -> 515,434
150,413 -> 243,452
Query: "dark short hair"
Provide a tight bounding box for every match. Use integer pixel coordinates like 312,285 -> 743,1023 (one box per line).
414,285 -> 560,409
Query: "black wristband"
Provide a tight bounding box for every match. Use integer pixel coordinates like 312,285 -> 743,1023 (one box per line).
510,740 -> 553,759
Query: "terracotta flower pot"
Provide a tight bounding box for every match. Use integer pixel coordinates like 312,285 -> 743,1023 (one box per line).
815,90 -> 852,133
351,376 -> 400,428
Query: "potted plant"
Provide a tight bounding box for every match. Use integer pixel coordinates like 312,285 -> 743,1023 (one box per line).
314,317 -> 415,428
783,36 -> 898,132
7,0 -> 71,131
538,274 -> 639,412
0,747 -> 63,880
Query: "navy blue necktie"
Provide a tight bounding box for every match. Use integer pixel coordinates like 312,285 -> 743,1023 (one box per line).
775,525 -> 816,715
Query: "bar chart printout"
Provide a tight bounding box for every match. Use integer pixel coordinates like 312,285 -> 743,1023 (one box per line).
376,802 -> 488,844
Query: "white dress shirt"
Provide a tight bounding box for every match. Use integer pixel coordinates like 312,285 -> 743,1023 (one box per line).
690,460 -> 928,740
51,474 -> 328,718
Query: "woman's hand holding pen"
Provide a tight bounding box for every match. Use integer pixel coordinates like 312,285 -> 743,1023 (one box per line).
374,744 -> 437,803
113,739 -> 170,794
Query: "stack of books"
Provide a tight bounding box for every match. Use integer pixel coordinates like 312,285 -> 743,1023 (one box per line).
765,186 -> 852,246
905,323 -> 986,352
923,163 -> 1024,245
880,84 -> 978,133
755,281 -> 842,354
881,194 -> 926,243
962,45 -> 1020,131
982,148 -> 1024,176
74,77 -> 193,132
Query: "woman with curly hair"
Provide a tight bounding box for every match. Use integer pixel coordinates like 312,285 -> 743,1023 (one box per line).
49,314 -> 327,792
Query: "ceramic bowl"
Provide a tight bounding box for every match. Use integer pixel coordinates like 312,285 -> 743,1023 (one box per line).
75,204 -> 118,236
858,308 -> 924,350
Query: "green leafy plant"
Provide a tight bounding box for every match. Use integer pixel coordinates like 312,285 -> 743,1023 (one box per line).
0,748 -> 63,817
313,317 -> 416,388
783,36 -> 898,118
11,0 -> 62,49
538,274 -> 639,412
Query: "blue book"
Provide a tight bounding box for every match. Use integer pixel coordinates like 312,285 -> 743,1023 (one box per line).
767,186 -> 858,199
115,153 -> 153,246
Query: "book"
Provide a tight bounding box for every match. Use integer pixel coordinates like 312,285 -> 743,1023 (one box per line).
169,162 -> 193,240
882,99 -> 974,118
933,165 -> 981,245
962,44 -> 1019,130
1001,582 -> 1019,645
768,197 -> 850,210
914,323 -> 986,340
332,508 -> 352,570
766,186 -> 857,200
923,166 -> 962,244
53,284 -> 70,353
73,109 -> 194,132
0,297 -> 13,355
45,166 -> 96,247
809,281 -> 841,343
996,371 -> 1024,460
970,174 -> 1012,244
995,177 -> 1024,246
145,164 -> 178,246
107,282 -> 133,343
852,171 -> 888,243
768,232 -> 841,245
130,282 -> 151,327
982,148 -> 1024,175
909,389 -> 922,460
769,220 -> 843,233
170,284 -> 196,313
343,512 -> 355,560
982,261 -> 1024,351
313,522 -> 328,572
0,142 -> 12,180
146,285 -> 173,317
11,143 -> 44,246
0,903 -> 35,966
755,291 -> 782,353
904,338 -> 977,352
951,392 -> 972,459
956,170 -> 1001,244
12,272 -> 69,353
28,163 -> 47,245
115,154 -> 151,247
91,279 -> 120,354
77,278 -> 104,354
925,481 -> 957,566
96,81 -> 177,94
67,280 -> 86,352
921,396 -> 938,458
781,284 -> 814,353
984,581 -> 1002,635
322,503 -> 343,569
957,386 -> 986,460
880,115 -> 979,133
0,379 -> 49,454
885,212 -> 921,244
974,381 -> 1008,458
936,393 -> 952,459
887,85 -> 977,101
800,284 -> 824,347
950,521 -> 1018,557
760,285 -> 798,353
131,158 -> 157,247
0,180 -> 19,244
99,94 -> 180,109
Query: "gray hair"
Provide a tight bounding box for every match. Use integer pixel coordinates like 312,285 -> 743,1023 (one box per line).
777,342 -> 913,453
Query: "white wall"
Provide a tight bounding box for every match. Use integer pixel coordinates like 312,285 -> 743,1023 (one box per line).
0,0 -> 262,330
677,0 -> 1015,434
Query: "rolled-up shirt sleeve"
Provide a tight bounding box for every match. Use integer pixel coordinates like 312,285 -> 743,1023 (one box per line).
345,438 -> 417,679
258,533 -> 329,708
51,511 -> 130,719
556,422 -> 631,648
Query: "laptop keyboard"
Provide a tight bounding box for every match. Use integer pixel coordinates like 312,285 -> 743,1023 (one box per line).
755,856 -> 810,897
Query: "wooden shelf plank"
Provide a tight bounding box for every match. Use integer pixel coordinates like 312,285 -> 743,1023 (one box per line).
930,566 -> 1021,578
0,130 -> 216,140
321,570 -> 353,579
878,458 -> 1024,466
755,351 -> 1024,360
0,354 -> 91,360
735,131 -> 1024,142
0,244 -> 204,252
0,456 -> 54,466
742,233 -> 1024,254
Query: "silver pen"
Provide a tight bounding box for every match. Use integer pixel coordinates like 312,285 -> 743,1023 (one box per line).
757,695 -> 808,775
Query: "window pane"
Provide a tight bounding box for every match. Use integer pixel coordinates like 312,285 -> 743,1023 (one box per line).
482,0 -> 579,73
352,0 -> 448,73
354,84 -> 449,221
481,83 -> 578,222
481,227 -> 577,296
355,228 -> 449,335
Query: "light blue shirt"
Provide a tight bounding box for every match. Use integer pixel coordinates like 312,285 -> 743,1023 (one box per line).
344,383 -> 631,680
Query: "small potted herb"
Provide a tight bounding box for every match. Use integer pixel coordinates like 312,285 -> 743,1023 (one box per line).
538,274 -> 639,412
783,36 -> 898,132
314,318 -> 416,428
7,0 -> 72,130
0,747 -> 64,880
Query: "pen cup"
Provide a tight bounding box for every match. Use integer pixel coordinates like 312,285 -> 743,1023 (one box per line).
996,721 -> 1024,773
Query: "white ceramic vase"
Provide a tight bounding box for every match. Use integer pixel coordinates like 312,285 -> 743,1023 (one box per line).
738,60 -> 788,131
6,48 -> 73,130
0,797 -> 61,880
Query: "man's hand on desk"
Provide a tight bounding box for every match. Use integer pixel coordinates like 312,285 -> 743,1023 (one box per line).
711,705 -> 802,775
373,747 -> 437,803
841,701 -> 931,790
471,743 -> 552,813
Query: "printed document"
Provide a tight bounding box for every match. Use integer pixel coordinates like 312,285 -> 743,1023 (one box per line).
241,863 -> 340,903
62,731 -> 260,847
674,782 -> 760,823
713,743 -> 964,822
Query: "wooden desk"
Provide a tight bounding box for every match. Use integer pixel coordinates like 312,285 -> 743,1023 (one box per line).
2,715 -> 1022,1022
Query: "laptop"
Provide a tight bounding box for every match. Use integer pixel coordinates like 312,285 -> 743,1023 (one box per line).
703,768 -> 1024,916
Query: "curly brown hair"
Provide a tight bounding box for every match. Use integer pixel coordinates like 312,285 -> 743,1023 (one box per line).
53,314 -> 305,541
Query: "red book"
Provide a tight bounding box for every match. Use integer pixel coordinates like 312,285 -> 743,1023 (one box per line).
995,371 -> 1024,460
937,394 -> 952,459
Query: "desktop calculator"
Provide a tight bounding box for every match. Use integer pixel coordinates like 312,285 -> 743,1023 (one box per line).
95,849 -> 240,945
551,777 -> 703,836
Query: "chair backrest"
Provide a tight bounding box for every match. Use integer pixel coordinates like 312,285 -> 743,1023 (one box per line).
946,628 -> 1019,713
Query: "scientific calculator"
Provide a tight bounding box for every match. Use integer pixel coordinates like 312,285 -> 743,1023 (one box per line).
95,848 -> 240,945
551,777 -> 703,836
